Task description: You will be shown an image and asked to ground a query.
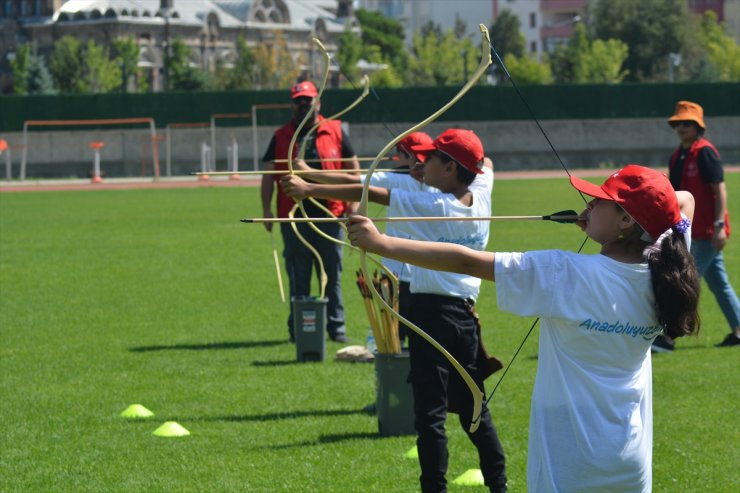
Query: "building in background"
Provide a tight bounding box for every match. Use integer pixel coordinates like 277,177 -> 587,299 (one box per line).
0,0 -> 358,93
359,0 -> 739,61
357,0 -> 492,46
357,0 -> 586,58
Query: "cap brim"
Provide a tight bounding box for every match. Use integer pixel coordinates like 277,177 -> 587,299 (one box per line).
410,143 -> 436,152
292,92 -> 317,99
667,114 -> 705,128
569,175 -> 613,200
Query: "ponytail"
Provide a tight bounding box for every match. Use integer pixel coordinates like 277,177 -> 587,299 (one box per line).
647,232 -> 701,339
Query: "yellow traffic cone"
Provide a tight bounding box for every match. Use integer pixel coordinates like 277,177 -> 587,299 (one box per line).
152,421 -> 190,437
452,469 -> 484,486
120,404 -> 154,419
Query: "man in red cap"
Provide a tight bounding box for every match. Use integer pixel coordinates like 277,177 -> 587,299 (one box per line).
655,100 -> 740,351
260,80 -> 360,343
281,128 -> 508,493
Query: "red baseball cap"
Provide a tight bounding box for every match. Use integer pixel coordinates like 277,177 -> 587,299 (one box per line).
411,129 -> 484,174
291,81 -> 318,99
570,164 -> 682,240
395,132 -> 434,163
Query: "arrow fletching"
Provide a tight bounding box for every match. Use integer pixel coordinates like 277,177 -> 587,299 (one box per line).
543,210 -> 579,223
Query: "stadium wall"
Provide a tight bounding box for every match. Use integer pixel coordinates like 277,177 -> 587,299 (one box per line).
1,83 -> 738,177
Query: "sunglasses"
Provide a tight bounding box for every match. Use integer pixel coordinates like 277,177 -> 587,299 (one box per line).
670,121 -> 695,129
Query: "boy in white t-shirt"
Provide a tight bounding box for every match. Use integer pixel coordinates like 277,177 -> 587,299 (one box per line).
346,165 -> 701,493
282,129 -> 507,493
292,132 -> 438,347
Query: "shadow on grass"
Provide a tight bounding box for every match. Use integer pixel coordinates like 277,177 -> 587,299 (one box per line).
251,359 -> 320,367
184,408 -> 367,423
129,339 -> 287,352
268,431 -> 386,449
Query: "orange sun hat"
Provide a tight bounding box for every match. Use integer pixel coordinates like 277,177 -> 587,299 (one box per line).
667,101 -> 705,129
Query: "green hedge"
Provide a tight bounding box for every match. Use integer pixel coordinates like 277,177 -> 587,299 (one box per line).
1,83 -> 738,132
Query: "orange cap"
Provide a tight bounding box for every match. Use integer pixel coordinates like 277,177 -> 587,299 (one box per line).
667,101 -> 705,129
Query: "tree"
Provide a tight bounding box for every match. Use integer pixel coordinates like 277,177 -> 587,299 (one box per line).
10,43 -> 31,95
551,23 -> 628,83
26,53 -> 57,95
355,9 -> 408,70
363,44 -> 403,88
408,28 -> 478,86
697,11 -> 740,81
336,27 -> 364,86
590,0 -> 688,81
550,22 -> 590,83
167,37 -> 209,91
252,30 -> 301,89
50,35 -> 85,93
83,40 -> 122,93
112,37 -> 140,92
490,9 -> 525,59
503,53 -> 553,85
454,14 -> 467,39
419,20 -> 443,42
219,35 -> 255,90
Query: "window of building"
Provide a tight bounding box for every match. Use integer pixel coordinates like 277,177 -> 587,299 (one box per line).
530,41 -> 537,53
530,12 -> 536,28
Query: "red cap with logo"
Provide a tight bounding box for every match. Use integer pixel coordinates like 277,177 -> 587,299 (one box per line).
291,81 -> 318,99
411,129 -> 484,174
395,132 -> 434,163
569,164 -> 682,240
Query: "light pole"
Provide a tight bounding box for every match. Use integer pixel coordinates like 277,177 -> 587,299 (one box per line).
162,7 -> 171,91
668,52 -> 681,83
462,49 -> 468,82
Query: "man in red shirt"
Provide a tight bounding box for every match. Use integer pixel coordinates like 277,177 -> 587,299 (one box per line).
260,81 -> 360,343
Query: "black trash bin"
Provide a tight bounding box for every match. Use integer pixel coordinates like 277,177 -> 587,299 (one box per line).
292,296 -> 328,362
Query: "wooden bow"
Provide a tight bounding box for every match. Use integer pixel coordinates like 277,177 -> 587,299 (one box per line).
358,24 -> 493,433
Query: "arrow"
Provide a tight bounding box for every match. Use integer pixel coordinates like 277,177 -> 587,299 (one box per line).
192,168 -> 409,176
240,210 -> 579,224
272,156 -> 392,163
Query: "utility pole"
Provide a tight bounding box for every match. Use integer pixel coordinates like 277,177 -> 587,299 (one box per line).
160,0 -> 174,91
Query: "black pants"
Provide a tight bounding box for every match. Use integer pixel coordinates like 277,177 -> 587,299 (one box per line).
398,280 -> 411,346
408,293 -> 507,493
281,222 -> 345,338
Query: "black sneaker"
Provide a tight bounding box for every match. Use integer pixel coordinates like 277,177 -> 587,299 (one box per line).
715,333 -> 740,347
330,333 -> 351,343
651,335 -> 675,353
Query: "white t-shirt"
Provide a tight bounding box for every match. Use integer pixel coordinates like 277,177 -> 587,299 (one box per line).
495,250 -> 659,493
390,167 -> 494,300
360,171 -> 438,282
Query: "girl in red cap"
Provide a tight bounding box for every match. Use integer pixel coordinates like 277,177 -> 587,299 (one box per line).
283,129 -> 508,493
346,164 -> 700,493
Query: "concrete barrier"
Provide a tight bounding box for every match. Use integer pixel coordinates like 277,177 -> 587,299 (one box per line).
3,116 -> 738,179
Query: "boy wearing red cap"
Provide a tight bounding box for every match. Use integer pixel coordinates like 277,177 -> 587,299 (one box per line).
347,165 -> 700,492
660,100 -> 739,350
283,129 -> 508,493
260,80 -> 361,343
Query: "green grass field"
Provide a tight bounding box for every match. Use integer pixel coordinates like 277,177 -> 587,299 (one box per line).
1,174 -> 738,492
